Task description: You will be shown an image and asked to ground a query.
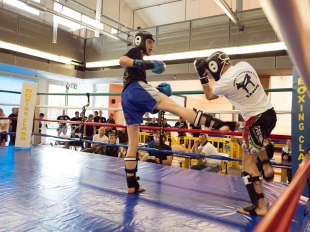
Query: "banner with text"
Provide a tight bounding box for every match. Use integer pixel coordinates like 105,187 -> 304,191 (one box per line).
292,67 -> 310,197
15,82 -> 38,148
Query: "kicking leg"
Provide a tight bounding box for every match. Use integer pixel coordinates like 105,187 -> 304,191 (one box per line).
237,153 -> 268,216
126,125 -> 145,194
155,92 -> 238,134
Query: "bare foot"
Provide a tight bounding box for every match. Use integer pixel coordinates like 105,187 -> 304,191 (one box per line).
127,186 -> 146,194
237,206 -> 267,216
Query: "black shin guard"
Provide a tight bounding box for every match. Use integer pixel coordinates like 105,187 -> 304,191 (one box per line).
193,108 -> 221,128
242,171 -> 264,209
192,108 -> 233,131
223,122 -> 237,131
124,157 -> 140,192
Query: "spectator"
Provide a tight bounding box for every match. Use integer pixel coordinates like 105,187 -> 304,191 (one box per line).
174,117 -> 187,144
103,133 -> 122,157
282,139 -> 292,183
148,117 -> 159,127
105,126 -> 117,138
106,113 -> 115,124
94,110 -> 106,133
70,111 -> 81,135
141,131 -> 173,165
56,110 -> 70,136
0,108 -> 9,146
190,134 -> 221,173
38,113 -> 47,144
8,107 -> 18,145
189,123 -> 202,138
118,128 -> 128,145
81,127 -> 108,154
105,112 -> 116,138
84,114 -> 94,139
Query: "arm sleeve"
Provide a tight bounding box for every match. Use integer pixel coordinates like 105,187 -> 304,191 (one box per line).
124,48 -> 142,60
201,143 -> 218,155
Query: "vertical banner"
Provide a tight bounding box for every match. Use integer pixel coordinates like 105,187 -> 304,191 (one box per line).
15,82 -> 38,148
292,67 -> 310,197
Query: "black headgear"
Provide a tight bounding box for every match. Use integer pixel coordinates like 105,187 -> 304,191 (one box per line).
133,31 -> 155,56
205,51 -> 230,81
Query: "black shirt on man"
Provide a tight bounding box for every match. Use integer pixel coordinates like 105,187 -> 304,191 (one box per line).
94,116 -> 106,130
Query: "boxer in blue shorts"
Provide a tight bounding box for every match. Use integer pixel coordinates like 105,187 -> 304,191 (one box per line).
119,31 -> 239,194
194,51 -> 277,216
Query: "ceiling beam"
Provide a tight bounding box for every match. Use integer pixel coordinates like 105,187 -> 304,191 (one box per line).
214,0 -> 244,31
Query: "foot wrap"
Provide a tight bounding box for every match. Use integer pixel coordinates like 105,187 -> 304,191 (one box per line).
124,157 -> 140,192
242,171 -> 264,211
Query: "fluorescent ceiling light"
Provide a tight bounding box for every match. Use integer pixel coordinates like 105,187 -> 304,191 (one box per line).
86,42 -> 287,68
0,40 -> 73,64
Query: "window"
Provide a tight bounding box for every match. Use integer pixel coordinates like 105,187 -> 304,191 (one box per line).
3,0 -> 41,15
82,15 -> 104,30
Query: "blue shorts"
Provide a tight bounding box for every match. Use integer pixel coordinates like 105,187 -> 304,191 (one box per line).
122,82 -> 161,125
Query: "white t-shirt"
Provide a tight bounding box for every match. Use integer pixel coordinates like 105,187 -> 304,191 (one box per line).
0,115 -> 9,132
200,142 -> 221,166
93,134 -> 108,143
212,62 -> 273,121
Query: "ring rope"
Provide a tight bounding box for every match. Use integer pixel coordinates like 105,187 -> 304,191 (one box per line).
30,132 -> 292,168
2,117 -> 292,140
0,88 -> 293,96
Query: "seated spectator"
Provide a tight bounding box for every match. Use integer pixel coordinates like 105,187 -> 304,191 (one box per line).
103,133 -> 122,157
141,131 -> 172,165
0,108 -> 9,146
282,139 -> 292,183
81,127 -> 108,154
105,126 -> 117,138
190,134 -> 221,173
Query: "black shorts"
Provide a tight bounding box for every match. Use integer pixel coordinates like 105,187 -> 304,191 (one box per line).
242,108 -> 277,155
0,134 -> 8,142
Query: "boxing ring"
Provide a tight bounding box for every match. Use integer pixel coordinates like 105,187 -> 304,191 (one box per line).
0,145 -> 307,231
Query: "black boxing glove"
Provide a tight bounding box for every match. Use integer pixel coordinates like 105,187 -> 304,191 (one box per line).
194,58 -> 209,86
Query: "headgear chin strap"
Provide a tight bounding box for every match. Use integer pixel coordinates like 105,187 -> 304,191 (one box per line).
133,31 -> 155,56
205,51 -> 230,81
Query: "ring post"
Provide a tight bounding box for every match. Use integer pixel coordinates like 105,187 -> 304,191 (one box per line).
80,93 -> 90,149
292,67 -> 310,197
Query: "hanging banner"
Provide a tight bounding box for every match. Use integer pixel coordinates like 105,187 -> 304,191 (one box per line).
15,82 -> 38,148
292,67 -> 310,197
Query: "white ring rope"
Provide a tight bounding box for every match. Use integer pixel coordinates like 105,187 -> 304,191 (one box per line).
0,102 -> 291,114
